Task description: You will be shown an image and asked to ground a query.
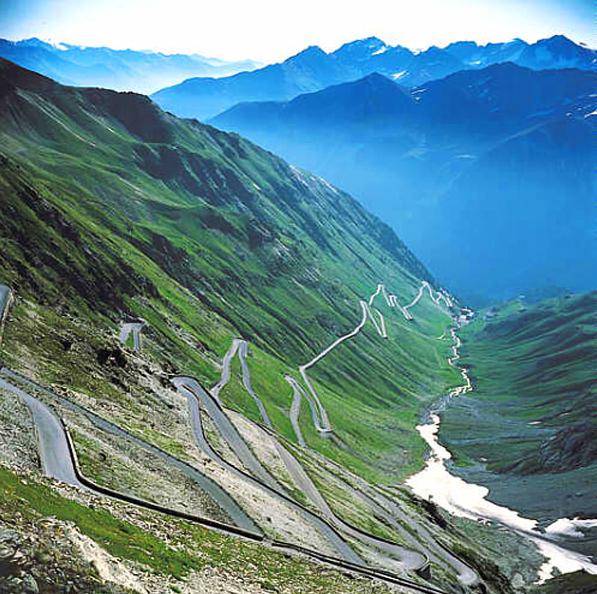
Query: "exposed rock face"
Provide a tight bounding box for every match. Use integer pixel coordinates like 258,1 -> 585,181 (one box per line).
0,520 -> 130,594
537,423 -> 597,473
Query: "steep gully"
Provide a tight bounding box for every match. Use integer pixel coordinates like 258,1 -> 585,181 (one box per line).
407,311 -> 597,583
0,283 -> 451,594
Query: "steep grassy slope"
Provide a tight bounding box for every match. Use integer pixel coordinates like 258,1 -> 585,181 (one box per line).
441,293 -> 597,532
0,58 -> 459,482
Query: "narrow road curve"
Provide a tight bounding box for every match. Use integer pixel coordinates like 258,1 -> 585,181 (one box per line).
403,282 -> 452,316
237,340 -> 272,428
234,348 -> 436,573
0,378 -> 86,488
210,338 -> 241,403
210,339 -> 272,426
0,368 -> 258,532
285,375 -> 307,446
119,320 -> 145,352
371,283 -> 412,321
172,376 -> 362,564
276,436 -> 424,571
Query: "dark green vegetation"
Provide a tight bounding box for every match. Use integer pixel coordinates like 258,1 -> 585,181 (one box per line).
0,58 -> 459,483
441,293 -> 597,542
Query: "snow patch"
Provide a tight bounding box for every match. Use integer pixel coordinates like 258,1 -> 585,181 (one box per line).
546,518 -> 597,539
391,70 -> 408,80
407,412 -> 597,583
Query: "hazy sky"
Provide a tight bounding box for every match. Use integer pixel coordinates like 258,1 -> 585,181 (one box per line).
0,0 -> 593,62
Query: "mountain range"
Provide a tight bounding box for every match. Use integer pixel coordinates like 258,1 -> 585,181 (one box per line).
0,39 -> 596,592
0,37 -> 259,93
152,34 -> 596,120
212,63 -> 597,302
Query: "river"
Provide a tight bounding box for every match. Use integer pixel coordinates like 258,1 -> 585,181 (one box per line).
406,319 -> 597,583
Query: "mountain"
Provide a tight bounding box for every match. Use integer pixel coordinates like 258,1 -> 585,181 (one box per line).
0,56 -> 525,591
332,36 -> 414,78
0,58 -> 594,591
517,35 -> 596,71
0,56 -> 456,489
212,63 -> 597,302
441,35 -> 595,73
0,37 -> 259,93
153,35 -> 595,121
444,38 -> 529,67
226,73 -> 416,130
152,45 -> 349,119
394,46 -> 465,87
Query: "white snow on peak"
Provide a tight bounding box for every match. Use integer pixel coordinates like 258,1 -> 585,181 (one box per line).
372,45 -> 389,56
391,70 -> 407,80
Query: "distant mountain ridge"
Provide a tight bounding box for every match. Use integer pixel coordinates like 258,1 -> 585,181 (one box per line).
212,63 -> 597,302
0,37 -> 260,93
152,34 -> 595,120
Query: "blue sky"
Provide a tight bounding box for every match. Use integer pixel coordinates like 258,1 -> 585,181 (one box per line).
0,0 -> 593,61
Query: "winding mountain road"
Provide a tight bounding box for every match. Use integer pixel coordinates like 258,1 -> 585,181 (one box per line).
175,374 -> 427,572
0,370 -> 452,594
403,282 -> 452,316
0,368 -> 258,531
0,280 -> 476,589
294,281 -> 455,439
235,344 -> 431,570
233,337 -> 479,583
172,376 -> 362,563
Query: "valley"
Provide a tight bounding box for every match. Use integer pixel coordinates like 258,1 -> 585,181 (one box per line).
0,19 -> 595,593
211,62 -> 597,304
439,295 -> 597,543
